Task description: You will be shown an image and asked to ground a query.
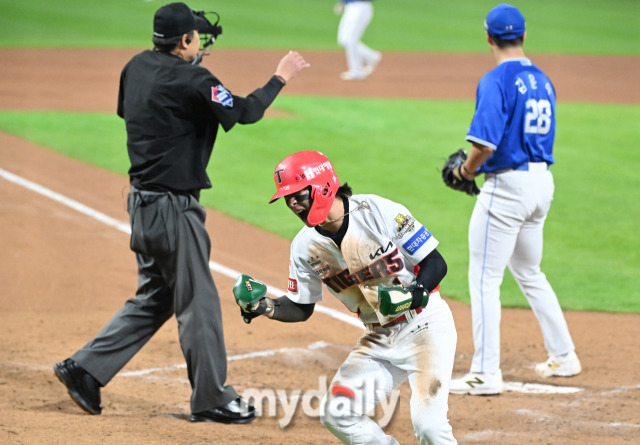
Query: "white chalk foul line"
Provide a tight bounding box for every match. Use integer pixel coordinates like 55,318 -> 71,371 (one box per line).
0,168 -> 362,331
0,168 -> 132,234
119,341 -> 332,377
2,341 -> 333,384
1,169 -> 589,395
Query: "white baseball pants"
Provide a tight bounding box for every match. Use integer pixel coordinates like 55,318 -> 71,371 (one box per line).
468,163 -> 576,373
320,293 -> 458,444
337,1 -> 379,76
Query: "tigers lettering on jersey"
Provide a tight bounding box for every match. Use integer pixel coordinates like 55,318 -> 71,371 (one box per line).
211,85 -> 233,107
322,247 -> 404,293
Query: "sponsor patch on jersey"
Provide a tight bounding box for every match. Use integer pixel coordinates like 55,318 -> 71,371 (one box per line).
313,265 -> 331,277
395,214 -> 415,238
402,226 -> 432,255
211,85 -> 233,107
369,241 -> 393,260
288,278 -> 298,293
306,255 -> 322,268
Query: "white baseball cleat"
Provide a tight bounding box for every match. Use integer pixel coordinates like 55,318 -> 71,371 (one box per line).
340,71 -> 366,81
535,351 -> 581,378
363,52 -> 382,77
449,370 -> 504,395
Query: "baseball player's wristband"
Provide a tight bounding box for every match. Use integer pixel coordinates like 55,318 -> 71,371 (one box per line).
461,163 -> 474,177
275,75 -> 286,85
410,289 -> 425,310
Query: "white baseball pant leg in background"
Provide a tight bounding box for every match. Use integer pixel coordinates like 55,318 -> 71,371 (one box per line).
321,294 -> 458,445
468,164 -> 576,374
337,1 -> 377,77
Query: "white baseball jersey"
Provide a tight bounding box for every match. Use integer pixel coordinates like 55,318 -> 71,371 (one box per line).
285,194 -> 439,325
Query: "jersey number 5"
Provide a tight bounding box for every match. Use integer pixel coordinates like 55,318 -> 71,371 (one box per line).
524,99 -> 552,135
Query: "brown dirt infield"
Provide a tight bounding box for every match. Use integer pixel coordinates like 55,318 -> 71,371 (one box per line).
1,48 -> 639,444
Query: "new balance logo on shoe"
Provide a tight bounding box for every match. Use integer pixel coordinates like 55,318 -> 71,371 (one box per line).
450,371 -> 504,395
465,377 -> 484,388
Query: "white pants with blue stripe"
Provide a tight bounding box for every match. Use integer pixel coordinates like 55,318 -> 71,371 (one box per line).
337,1 -> 378,76
467,163 -> 576,373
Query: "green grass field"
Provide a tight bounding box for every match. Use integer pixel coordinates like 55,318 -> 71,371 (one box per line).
1,0 -> 639,54
1,100 -> 638,312
1,0 -> 639,312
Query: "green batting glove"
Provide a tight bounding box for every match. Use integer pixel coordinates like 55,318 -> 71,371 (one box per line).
378,282 -> 429,316
233,274 -> 273,324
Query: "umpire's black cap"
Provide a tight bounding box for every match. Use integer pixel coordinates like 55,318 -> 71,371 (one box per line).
153,2 -> 210,38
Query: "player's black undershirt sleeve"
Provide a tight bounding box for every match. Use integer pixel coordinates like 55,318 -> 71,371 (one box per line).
415,248 -> 447,293
270,296 -> 315,322
237,76 -> 285,124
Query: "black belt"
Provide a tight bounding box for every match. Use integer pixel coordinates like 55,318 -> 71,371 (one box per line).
131,186 -> 200,201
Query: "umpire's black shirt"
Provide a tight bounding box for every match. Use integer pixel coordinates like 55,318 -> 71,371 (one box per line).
118,49 -> 284,193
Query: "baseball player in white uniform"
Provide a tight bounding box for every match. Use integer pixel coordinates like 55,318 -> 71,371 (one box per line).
335,0 -> 382,80
234,151 -> 458,444
446,4 -> 581,395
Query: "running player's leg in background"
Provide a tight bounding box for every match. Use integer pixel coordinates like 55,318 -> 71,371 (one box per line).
337,2 -> 373,77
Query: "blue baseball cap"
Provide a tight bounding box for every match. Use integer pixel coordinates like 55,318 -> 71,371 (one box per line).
484,4 -> 525,40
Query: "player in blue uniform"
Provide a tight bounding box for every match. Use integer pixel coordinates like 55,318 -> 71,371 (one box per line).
449,4 -> 581,395
334,0 -> 381,80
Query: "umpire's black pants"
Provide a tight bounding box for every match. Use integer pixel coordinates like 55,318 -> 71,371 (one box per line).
72,187 -> 238,412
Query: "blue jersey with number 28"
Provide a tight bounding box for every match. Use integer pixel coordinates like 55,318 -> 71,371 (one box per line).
466,57 -> 556,173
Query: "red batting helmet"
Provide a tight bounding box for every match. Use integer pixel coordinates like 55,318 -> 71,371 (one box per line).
269,151 -> 340,226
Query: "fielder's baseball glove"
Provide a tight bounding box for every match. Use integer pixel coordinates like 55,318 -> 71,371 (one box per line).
442,149 -> 480,196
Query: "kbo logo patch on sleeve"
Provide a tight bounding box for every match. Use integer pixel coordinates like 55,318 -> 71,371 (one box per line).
211,85 -> 233,107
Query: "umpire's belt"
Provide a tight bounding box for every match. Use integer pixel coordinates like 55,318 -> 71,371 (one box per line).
130,185 -> 200,201
365,308 -> 424,330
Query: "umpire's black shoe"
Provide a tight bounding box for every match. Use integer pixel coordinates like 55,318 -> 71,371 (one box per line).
53,358 -> 102,415
189,397 -> 256,424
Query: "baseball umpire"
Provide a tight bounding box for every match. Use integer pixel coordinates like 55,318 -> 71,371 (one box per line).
233,151 -> 458,443
53,2 -> 309,423
443,4 -> 581,396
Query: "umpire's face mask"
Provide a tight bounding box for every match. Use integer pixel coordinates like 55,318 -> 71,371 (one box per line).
191,10 -> 223,65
